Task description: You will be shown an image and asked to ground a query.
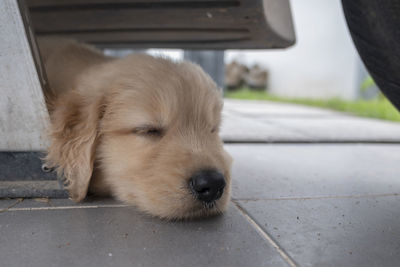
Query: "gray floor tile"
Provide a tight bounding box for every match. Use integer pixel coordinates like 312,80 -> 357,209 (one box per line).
0,202 -> 288,267
226,144 -> 400,266
226,144 -> 400,200
236,196 -> 400,267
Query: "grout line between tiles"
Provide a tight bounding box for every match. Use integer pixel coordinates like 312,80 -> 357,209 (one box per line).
233,192 -> 400,202
232,200 -> 298,267
3,203 -> 131,212
223,140 -> 400,144
0,198 -> 24,213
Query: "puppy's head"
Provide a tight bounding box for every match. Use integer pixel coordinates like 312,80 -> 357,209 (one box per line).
47,54 -> 232,220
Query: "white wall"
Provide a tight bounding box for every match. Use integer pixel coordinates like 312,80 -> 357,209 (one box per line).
226,0 -> 361,100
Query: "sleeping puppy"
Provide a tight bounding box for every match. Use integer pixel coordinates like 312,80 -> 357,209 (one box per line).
38,38 -> 232,219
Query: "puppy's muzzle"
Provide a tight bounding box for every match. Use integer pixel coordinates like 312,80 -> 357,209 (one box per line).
189,170 -> 226,203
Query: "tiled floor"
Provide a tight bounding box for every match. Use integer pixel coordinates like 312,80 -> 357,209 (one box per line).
0,199 -> 289,267
1,100 -> 400,266
228,144 -> 400,267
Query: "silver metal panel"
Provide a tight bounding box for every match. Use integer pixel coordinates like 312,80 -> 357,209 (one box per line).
27,0 -> 296,49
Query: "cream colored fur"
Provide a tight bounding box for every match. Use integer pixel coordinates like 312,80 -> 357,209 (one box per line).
38,37 -> 232,219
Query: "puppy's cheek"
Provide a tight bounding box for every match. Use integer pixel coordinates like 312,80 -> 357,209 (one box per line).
223,149 -> 233,168
118,176 -> 194,219
139,195 -> 198,220
220,148 -> 233,184
99,138 -> 233,219
219,173 -> 232,209
217,150 -> 233,211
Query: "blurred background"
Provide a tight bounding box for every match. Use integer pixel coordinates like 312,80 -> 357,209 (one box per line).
105,0 -> 399,122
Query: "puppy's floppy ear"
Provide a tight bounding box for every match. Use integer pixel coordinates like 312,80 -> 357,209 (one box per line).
45,91 -> 105,202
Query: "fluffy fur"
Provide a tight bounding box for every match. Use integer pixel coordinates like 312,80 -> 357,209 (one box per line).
38,38 -> 232,219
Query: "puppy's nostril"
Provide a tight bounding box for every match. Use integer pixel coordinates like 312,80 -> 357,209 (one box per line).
189,170 -> 226,203
197,187 -> 210,194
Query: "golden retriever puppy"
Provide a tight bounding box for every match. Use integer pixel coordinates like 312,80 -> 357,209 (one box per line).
38,38 -> 232,219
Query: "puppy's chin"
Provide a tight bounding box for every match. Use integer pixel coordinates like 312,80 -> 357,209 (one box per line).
170,196 -> 231,220
180,201 -> 229,220
115,187 -> 231,220
153,200 -> 230,221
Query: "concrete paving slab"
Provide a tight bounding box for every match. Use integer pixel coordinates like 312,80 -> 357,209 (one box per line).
260,117 -> 400,142
226,144 -> 400,200
222,99 -> 400,142
224,99 -> 341,117
221,112 -> 311,142
236,196 -> 400,267
0,199 -> 289,267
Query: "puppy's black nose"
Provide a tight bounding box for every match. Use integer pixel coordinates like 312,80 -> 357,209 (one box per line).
189,170 -> 226,203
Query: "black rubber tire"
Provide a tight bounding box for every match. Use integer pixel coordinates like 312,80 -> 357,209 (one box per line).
342,0 -> 400,110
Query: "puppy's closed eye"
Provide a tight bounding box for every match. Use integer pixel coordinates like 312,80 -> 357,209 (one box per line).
132,126 -> 164,138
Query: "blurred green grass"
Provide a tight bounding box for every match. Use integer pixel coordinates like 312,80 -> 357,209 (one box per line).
225,88 -> 400,122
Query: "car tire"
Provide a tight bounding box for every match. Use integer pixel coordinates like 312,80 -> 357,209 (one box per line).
342,0 -> 400,110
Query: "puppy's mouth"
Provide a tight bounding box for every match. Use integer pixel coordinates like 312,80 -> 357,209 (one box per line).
188,183 -> 222,212
188,190 -> 217,210
190,193 -> 226,216
202,200 -> 216,210
163,174 -> 229,219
